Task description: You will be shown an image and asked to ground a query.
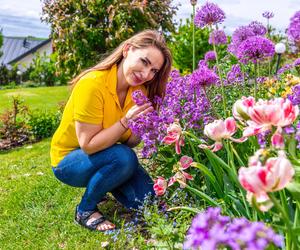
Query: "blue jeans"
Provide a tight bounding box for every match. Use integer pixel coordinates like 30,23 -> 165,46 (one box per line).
52,144 -> 154,212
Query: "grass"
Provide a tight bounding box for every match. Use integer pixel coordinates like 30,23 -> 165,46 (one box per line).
0,139 -> 146,249
0,86 -> 70,113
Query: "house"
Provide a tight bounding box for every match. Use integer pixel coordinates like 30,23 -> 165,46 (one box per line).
0,36 -> 52,71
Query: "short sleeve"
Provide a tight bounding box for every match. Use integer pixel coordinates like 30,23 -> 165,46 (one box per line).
73,78 -> 104,124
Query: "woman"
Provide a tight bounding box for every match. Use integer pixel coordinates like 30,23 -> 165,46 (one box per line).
50,30 -> 172,232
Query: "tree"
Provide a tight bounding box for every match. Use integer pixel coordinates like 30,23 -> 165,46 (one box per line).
41,0 -> 177,78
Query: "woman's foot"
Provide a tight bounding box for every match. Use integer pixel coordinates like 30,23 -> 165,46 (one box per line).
75,206 -> 115,231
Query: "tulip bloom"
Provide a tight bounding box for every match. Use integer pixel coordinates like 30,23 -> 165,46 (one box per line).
232,96 -> 256,122
239,150 -> 295,211
153,177 -> 167,196
162,122 -> 184,154
243,98 -> 299,137
199,117 -> 246,152
168,155 -> 194,188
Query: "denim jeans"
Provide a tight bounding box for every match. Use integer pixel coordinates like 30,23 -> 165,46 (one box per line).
52,144 -> 154,212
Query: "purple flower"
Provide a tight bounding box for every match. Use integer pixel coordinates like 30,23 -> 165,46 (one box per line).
277,63 -> 293,75
287,11 -> 300,43
294,58 -> 300,67
226,64 -> 243,85
198,59 -> 208,68
190,64 -> 219,88
184,207 -> 284,250
209,30 -> 227,45
236,36 -> 275,64
204,50 -> 216,62
284,126 -> 296,134
248,21 -> 267,36
131,90 -> 149,106
287,84 -> 300,105
228,26 -> 255,55
257,130 -> 271,148
262,11 -> 274,19
194,2 -> 225,28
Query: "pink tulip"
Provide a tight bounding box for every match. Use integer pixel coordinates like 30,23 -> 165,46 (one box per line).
162,122 -> 184,154
246,192 -> 273,212
233,96 -> 256,122
243,98 -> 299,137
199,117 -> 246,152
168,155 -> 193,188
153,177 -> 167,196
271,130 -> 284,149
239,150 -> 294,211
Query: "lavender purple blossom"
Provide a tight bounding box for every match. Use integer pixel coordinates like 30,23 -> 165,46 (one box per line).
131,90 -> 149,106
262,11 -> 274,19
277,63 -> 294,75
294,58 -> 300,67
194,2 -> 225,28
209,30 -> 227,45
204,51 -> 216,62
287,10 -> 300,43
184,207 -> 283,250
226,64 -> 243,85
190,64 -> 219,88
236,36 -> 275,64
248,21 -> 267,36
287,84 -> 300,106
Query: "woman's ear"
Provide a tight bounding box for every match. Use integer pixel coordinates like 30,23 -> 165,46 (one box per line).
123,44 -> 131,58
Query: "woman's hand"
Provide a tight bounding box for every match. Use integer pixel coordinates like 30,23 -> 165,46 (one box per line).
121,102 -> 154,127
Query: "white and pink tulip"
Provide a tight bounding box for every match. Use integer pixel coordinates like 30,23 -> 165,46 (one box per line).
153,177 -> 168,196
162,122 -> 184,154
232,96 -> 256,122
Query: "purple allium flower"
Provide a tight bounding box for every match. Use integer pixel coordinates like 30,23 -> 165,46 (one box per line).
248,21 -> 267,36
277,63 -> 294,75
262,11 -> 274,19
226,64 -> 243,85
209,30 -> 227,45
236,36 -> 275,64
194,2 -> 226,28
183,207 -> 230,250
198,59 -> 208,68
287,10 -> 300,43
287,84 -> 300,105
228,26 -> 256,55
190,64 -> 219,88
131,90 -> 149,106
204,50 -> 216,62
184,207 -> 283,250
294,58 -> 300,67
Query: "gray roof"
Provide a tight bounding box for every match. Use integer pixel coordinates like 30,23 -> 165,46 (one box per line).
0,37 -> 51,65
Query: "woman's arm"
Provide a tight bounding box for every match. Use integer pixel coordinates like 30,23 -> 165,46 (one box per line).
76,102 -> 153,154
125,133 -> 141,148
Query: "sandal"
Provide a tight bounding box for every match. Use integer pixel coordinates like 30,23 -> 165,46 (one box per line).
74,206 -> 115,231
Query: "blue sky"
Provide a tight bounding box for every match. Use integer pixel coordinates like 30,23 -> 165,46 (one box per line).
0,0 -> 299,38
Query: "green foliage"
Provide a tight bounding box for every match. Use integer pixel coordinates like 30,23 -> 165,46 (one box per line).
168,19 -> 210,73
27,110 -> 62,140
41,0 -> 178,78
0,64 -> 22,86
28,52 -> 67,86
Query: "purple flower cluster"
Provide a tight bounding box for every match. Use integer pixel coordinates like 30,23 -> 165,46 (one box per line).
209,30 -> 227,45
257,130 -> 271,148
194,2 -> 225,28
128,69 -> 212,157
287,84 -> 300,106
236,36 -> 275,64
190,64 -> 219,88
287,11 -> 300,43
277,63 -> 293,75
296,121 -> 300,149
131,90 -> 149,106
228,21 -> 268,57
204,51 -> 216,62
262,11 -> 274,19
184,207 -> 283,250
226,64 -> 243,85
294,58 -> 300,67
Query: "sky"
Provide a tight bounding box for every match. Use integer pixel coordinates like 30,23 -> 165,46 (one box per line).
0,0 -> 299,38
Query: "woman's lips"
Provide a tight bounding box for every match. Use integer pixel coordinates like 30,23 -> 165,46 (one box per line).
133,73 -> 142,83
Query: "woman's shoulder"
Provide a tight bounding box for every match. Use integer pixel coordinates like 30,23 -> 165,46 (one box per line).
80,69 -> 109,82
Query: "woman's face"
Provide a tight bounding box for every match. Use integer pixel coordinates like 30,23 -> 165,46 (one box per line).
122,45 -> 164,86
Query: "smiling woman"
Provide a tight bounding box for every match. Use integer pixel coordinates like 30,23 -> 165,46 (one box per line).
50,30 -> 172,232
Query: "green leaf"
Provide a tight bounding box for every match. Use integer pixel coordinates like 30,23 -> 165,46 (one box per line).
183,183 -> 219,206
286,182 -> 300,202
167,206 -> 200,214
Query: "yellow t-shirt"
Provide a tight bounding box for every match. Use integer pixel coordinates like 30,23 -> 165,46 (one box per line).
50,64 -> 146,167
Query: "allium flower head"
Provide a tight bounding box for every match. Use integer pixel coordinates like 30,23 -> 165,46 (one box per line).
209,30 -> 227,45
190,64 -> 219,88
236,36 -> 275,64
262,11 -> 274,19
194,2 -> 226,28
248,21 -> 267,36
226,64 -> 243,85
287,10 -> 300,43
204,50 -> 216,62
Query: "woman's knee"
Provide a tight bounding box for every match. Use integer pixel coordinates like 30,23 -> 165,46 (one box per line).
112,144 -> 138,174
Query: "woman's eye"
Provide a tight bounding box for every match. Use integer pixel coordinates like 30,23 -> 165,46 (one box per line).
141,58 -> 147,65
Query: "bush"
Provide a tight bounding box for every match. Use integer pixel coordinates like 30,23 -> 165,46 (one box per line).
27,110 -> 61,140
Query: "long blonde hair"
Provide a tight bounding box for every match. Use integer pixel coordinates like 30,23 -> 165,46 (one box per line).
70,30 -> 172,107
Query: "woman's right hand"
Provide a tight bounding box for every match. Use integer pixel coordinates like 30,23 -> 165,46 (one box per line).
121,102 -> 154,127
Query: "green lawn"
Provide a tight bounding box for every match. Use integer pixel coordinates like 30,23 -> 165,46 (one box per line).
0,139 -> 144,249
0,86 -> 70,113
